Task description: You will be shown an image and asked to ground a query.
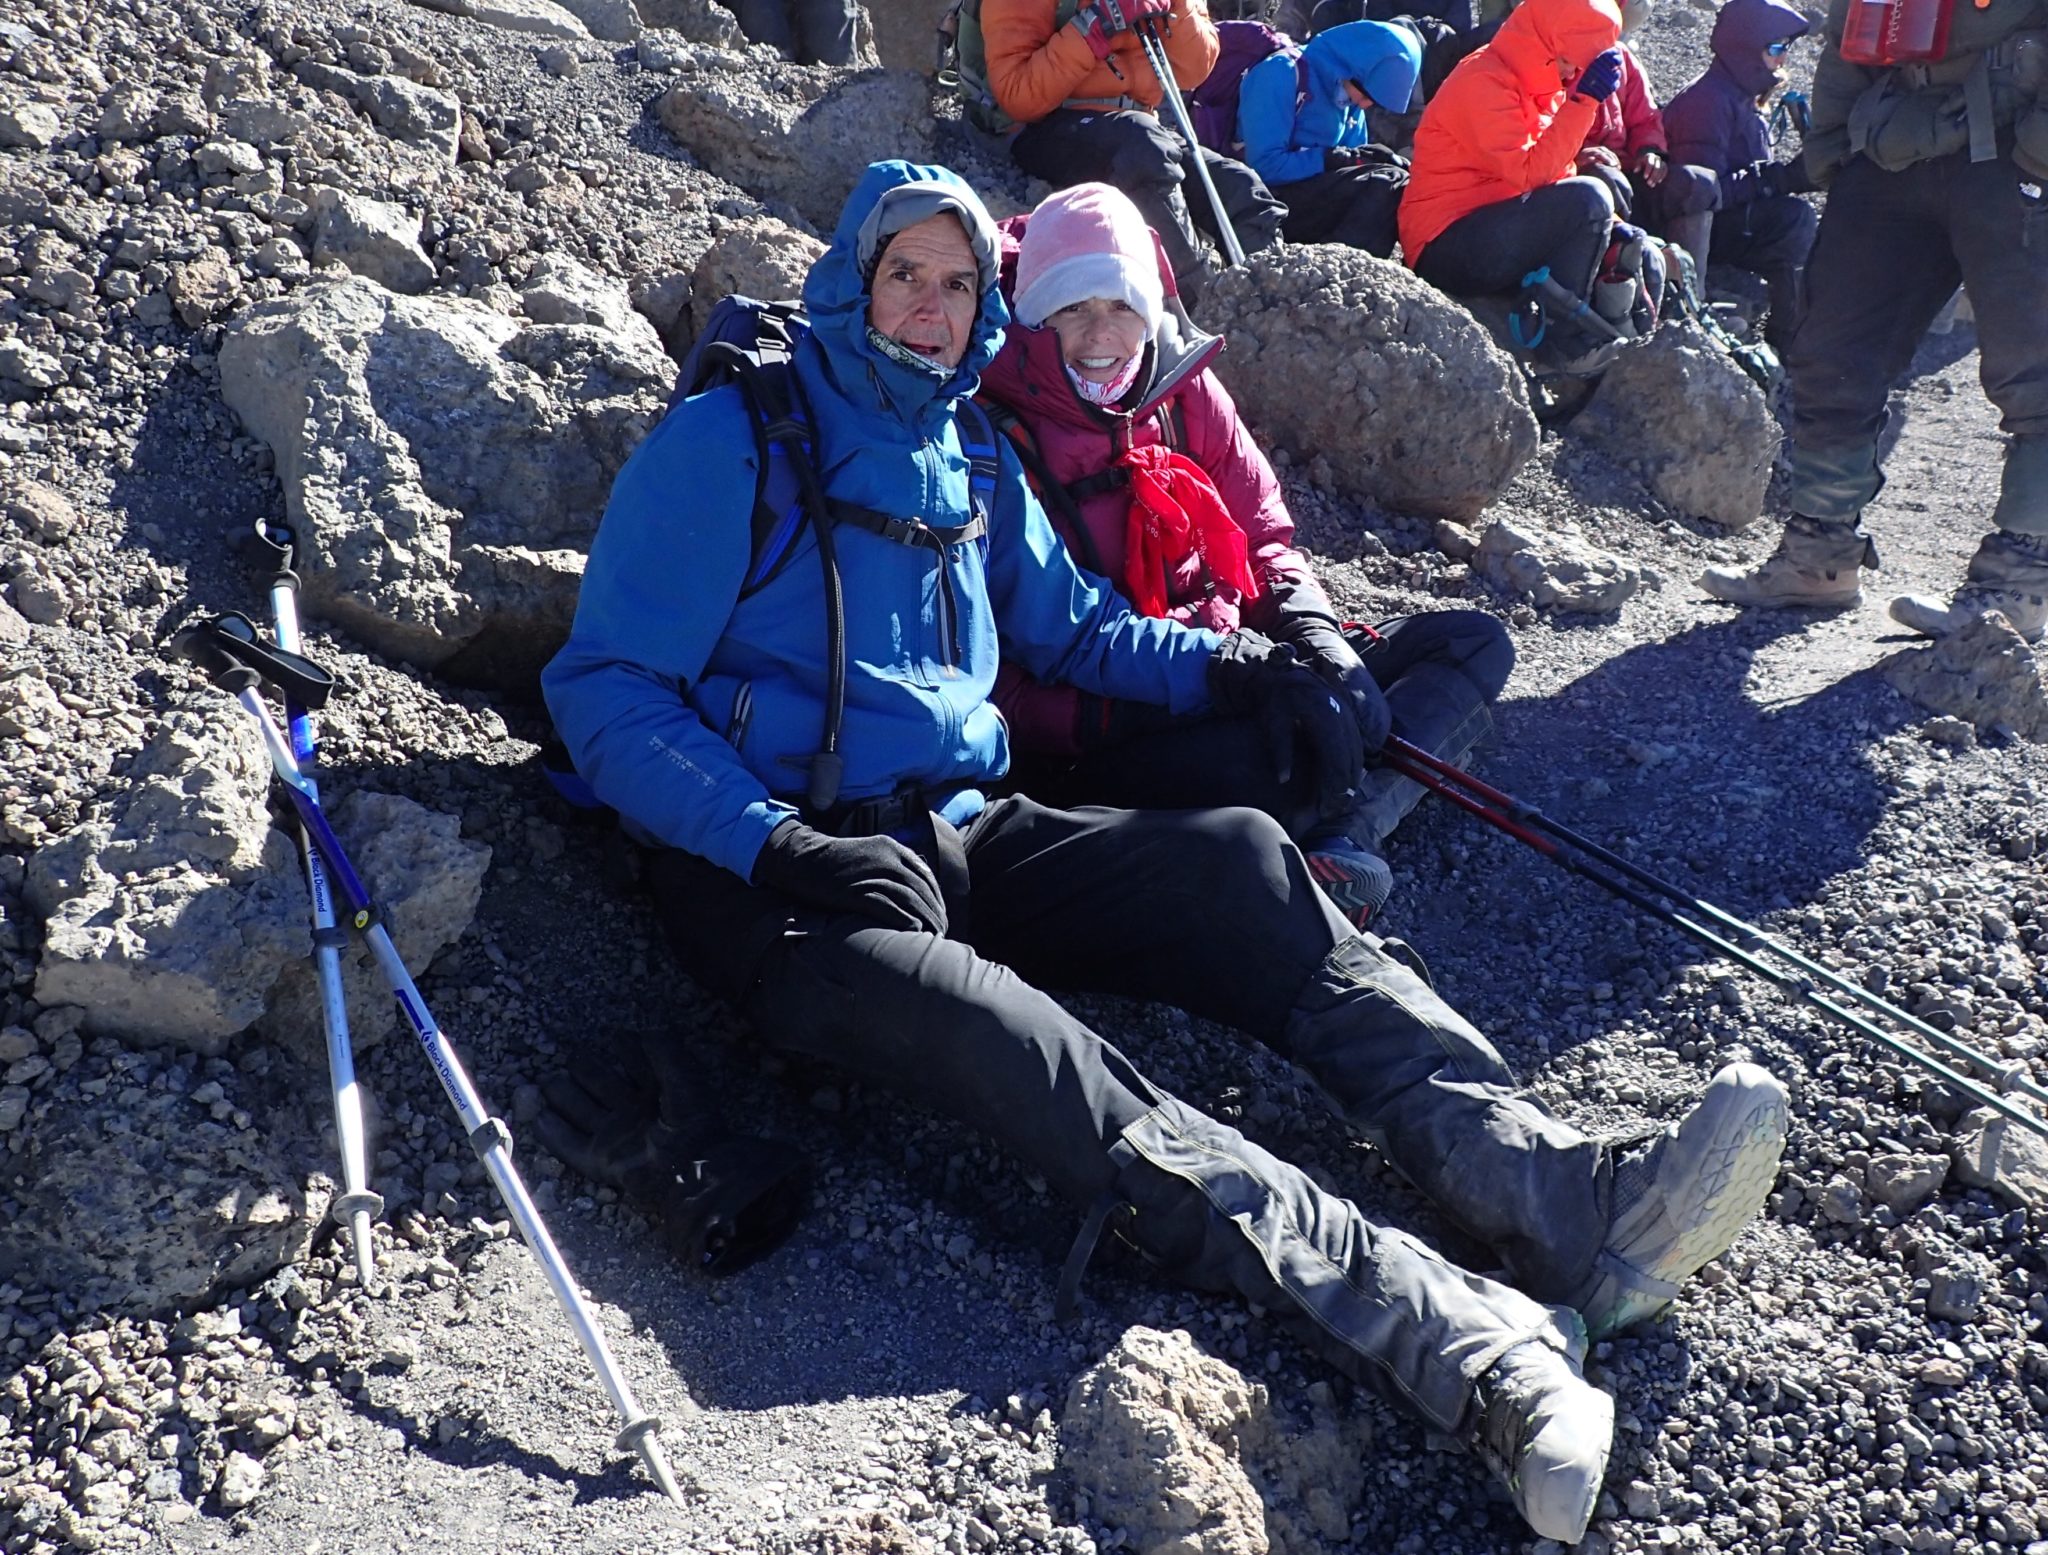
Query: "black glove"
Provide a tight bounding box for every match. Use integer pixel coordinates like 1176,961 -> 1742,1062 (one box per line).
1273,616 -> 1392,755
752,820 -> 948,936
1324,145 -> 1368,172
1758,157 -> 1819,197
1572,49 -> 1623,103
1206,630 -> 1364,821
537,1031 -> 811,1275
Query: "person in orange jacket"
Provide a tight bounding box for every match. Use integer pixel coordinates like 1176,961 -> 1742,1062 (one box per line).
1399,0 -> 1628,365
983,0 -> 1286,296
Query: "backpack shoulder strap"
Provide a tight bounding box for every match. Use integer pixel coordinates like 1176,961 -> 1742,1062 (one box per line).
708,351 -> 814,600
980,399 -> 1112,577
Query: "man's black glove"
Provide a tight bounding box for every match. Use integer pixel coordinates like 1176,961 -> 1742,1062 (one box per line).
537,1031 -> 810,1275
1272,615 -> 1392,755
752,819 -> 948,936
1324,143 -> 1406,172
1206,630 -> 1364,820
1758,157 -> 1819,197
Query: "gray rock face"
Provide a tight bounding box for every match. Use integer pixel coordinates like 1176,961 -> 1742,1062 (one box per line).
867,0 -> 949,70
636,0 -> 742,43
521,254 -> 667,359
1197,245 -> 1539,522
218,276 -> 671,684
690,216 -> 827,332
259,790 -> 490,1060
1475,514 -> 1643,613
25,707 -> 310,1055
311,188 -> 434,295
1060,1326 -> 1374,1555
1572,324 -> 1777,530
473,0 -> 592,37
0,1045 -> 330,1316
292,60 -> 462,161
656,63 -> 935,230
1882,614 -> 2048,740
554,0 -> 641,39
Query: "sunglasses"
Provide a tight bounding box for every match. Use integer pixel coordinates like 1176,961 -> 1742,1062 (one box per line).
1764,40 -> 1791,55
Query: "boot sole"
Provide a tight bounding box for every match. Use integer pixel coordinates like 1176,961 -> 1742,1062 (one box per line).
1307,850 -> 1394,928
1699,576 -> 1861,610
1581,1071 -> 1789,1339
1889,594 -> 2048,644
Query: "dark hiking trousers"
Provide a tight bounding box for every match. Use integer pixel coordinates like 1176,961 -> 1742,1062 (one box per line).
1006,610 -> 1514,843
1710,191 -> 1815,349
647,796 -> 1604,1432
722,0 -> 859,64
1011,109 -> 1287,291
1272,164 -> 1408,256
1785,148 -> 2048,529
1413,175 -> 1616,301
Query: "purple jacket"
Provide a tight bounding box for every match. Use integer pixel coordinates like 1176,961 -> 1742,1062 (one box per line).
1662,0 -> 1808,205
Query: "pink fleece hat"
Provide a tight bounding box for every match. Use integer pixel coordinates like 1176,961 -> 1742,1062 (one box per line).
1012,183 -> 1165,334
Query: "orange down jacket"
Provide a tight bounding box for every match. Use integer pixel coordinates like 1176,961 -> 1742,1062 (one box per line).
983,0 -> 1220,124
1398,0 -> 1623,263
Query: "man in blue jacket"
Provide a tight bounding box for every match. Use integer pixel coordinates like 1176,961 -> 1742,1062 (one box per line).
1237,19 -> 1423,255
544,160 -> 1789,1545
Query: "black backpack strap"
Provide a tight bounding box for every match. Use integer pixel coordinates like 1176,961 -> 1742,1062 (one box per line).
981,399 -> 1112,579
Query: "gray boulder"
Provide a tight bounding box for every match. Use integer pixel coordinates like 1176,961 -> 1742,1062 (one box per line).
690,216 -> 827,332
1475,514 -> 1642,613
656,62 -> 935,230
1882,613 -> 2048,740
219,276 -> 671,683
293,60 -> 462,162
473,0 -> 592,36
1197,244 -> 1539,522
259,790 -> 490,1059
635,0 -> 742,44
25,707 -> 310,1055
1572,324 -> 1777,530
0,101 -> 61,150
1952,1106 -> 2048,1208
555,0 -> 641,38
311,188 -> 434,295
522,254 -> 668,359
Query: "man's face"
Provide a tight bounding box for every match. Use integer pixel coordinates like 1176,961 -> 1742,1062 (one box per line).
867,213 -> 980,371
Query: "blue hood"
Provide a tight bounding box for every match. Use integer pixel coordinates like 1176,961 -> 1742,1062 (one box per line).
1304,19 -> 1423,113
1710,0 -> 1808,97
800,160 -> 1010,420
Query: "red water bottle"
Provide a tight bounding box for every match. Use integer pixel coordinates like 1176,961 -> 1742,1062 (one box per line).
1839,0 -> 1956,65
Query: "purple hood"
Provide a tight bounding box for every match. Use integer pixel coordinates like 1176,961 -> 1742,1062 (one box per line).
1710,0 -> 1810,98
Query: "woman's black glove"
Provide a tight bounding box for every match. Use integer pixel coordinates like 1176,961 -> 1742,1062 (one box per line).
1206,630 -> 1364,821
537,1031 -> 810,1275
752,819 -> 948,936
1273,615 -> 1392,755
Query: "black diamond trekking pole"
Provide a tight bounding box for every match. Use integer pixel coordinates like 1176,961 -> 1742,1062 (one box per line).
170,614 -> 688,1503
1381,735 -> 2048,1140
1135,15 -> 1246,267
245,518 -> 380,1287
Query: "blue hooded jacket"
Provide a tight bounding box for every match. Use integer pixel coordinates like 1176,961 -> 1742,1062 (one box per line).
542,162 -> 1220,882
1663,0 -> 1808,199
1237,20 -> 1422,186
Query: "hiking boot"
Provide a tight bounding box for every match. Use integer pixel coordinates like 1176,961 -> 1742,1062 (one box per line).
1570,1063 -> 1789,1340
1699,516 -> 1874,609
1889,530 -> 2048,644
1471,1335 -> 1615,1544
1305,831 -> 1394,928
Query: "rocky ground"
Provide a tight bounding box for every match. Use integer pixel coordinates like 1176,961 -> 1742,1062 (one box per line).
2,2 -> 2047,1554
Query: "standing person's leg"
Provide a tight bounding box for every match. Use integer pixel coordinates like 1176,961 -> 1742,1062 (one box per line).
1708,192 -> 1816,349
1012,110 -> 1212,285
1414,177 -> 1615,302
1703,156 -> 1957,609
644,837 -> 1610,1540
1887,151 -> 2048,641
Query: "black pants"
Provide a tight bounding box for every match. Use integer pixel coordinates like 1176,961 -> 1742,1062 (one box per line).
1006,610 -> 1515,846
647,797 -> 1603,1432
1710,192 -> 1816,349
1011,109 -> 1287,290
1414,175 -> 1615,301
1787,148 -> 2048,457
1272,165 -> 1408,257
722,0 -> 858,64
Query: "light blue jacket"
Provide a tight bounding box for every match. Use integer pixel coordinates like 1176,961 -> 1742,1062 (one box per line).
1238,20 -> 1423,186
542,162 -> 1220,882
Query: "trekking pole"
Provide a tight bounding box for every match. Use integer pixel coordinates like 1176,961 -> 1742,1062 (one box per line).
1380,736 -> 2048,1139
246,518 -> 380,1288
169,615 -> 688,1504
1518,266 -> 1628,346
1134,16 -> 1247,267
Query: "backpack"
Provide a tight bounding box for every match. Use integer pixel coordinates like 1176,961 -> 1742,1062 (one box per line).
937,0 -> 1082,137
1187,19 -> 1303,155
543,294 -> 1005,817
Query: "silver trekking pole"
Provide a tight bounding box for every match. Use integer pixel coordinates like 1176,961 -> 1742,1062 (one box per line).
1135,16 -> 1246,267
171,614 -> 689,1505
248,519 -> 380,1287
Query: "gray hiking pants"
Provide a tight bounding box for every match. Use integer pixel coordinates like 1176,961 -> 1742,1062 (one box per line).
649,797 -> 1607,1433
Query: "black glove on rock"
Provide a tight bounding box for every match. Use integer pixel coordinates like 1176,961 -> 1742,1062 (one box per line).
1273,615 -> 1392,756
752,819 -> 948,936
1206,630 -> 1365,821
537,1032 -> 810,1275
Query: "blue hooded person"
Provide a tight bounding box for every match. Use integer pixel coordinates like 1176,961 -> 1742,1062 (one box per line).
1236,19 -> 1423,255
542,159 -> 1791,1551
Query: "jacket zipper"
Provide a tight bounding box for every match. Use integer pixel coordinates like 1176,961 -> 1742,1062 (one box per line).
936,548 -> 961,676
725,681 -> 754,750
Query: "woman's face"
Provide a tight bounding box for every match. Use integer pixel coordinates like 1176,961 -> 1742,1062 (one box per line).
1045,297 -> 1148,384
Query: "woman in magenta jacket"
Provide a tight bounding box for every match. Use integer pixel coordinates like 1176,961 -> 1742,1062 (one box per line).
977,182 -> 1513,925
